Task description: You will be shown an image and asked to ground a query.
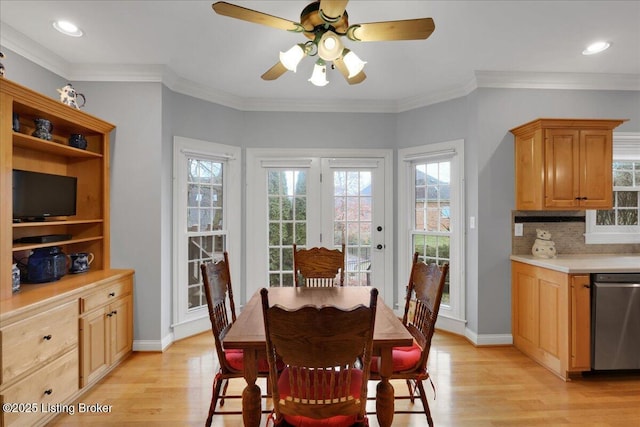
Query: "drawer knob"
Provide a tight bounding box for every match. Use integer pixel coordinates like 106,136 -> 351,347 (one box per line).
109,292 -> 116,297
43,335 -> 52,340
44,389 -> 53,395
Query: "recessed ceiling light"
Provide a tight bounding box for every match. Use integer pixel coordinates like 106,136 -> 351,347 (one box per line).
53,20 -> 83,37
582,41 -> 610,55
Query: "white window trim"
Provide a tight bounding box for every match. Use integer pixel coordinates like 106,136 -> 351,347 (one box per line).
585,132 -> 640,244
398,139 -> 466,335
172,136 -> 241,340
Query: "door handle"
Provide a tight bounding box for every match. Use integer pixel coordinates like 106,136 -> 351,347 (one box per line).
376,244 -> 384,250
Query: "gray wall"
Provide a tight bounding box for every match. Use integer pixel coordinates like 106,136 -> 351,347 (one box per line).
4,45 -> 639,344
472,88 -> 640,334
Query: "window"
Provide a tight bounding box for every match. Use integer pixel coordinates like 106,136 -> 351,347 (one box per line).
585,133 -> 640,244
172,136 -> 241,340
398,140 -> 465,335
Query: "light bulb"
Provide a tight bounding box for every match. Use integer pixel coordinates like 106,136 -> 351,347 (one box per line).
318,31 -> 344,61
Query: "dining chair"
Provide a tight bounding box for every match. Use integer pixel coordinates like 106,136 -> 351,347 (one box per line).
369,253 -> 449,427
201,252 -> 271,426
261,286 -> 378,427
292,243 -> 346,287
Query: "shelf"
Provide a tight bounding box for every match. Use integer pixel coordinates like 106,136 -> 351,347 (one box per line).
12,236 -> 104,253
13,133 -> 103,158
13,219 -> 104,228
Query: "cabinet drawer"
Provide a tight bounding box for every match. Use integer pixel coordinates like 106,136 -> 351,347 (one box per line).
1,349 -> 79,427
1,301 -> 78,385
81,279 -> 132,313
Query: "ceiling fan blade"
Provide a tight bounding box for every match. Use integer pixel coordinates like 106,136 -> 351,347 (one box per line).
348,18 -> 435,42
333,56 -> 366,85
261,61 -> 289,81
212,1 -> 304,32
319,0 -> 349,22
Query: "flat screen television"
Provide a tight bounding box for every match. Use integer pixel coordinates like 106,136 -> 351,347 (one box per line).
12,169 -> 77,221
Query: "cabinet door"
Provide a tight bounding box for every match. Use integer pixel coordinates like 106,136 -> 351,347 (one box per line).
80,307 -> 109,387
512,266 -> 540,347
579,130 -> 613,209
109,295 -> 133,364
545,129 -> 580,208
514,129 -> 544,210
570,275 -> 591,370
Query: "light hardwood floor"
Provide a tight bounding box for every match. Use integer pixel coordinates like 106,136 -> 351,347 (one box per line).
49,331 -> 640,426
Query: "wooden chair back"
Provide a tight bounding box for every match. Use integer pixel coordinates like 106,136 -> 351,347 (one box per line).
261,287 -> 378,423
402,253 -> 449,372
200,252 -> 237,370
292,243 -> 346,287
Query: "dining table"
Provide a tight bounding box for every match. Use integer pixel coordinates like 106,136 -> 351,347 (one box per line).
222,286 -> 414,427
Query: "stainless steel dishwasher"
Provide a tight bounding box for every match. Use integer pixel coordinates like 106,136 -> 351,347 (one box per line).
591,273 -> 640,370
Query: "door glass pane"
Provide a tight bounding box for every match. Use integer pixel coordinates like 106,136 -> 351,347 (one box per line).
267,170 -> 307,286
334,170 -> 372,286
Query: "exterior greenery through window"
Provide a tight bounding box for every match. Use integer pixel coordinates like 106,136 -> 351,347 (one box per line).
412,161 -> 451,305
268,170 -> 307,287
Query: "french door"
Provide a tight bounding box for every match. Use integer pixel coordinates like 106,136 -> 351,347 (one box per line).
246,149 -> 392,301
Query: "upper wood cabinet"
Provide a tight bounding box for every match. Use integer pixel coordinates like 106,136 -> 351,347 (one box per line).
510,118 -> 626,210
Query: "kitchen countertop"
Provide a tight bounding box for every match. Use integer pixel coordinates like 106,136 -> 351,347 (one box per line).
510,254 -> 640,273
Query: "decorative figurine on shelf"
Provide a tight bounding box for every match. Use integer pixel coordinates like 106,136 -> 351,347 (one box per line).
0,51 -> 5,77
32,118 -> 53,140
57,83 -> 86,109
532,228 -> 557,258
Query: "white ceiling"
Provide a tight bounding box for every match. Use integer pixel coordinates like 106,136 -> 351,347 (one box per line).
1,1 -> 639,112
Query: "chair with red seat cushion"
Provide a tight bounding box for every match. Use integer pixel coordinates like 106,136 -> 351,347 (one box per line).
369,253 -> 449,427
201,253 -> 272,426
261,287 -> 377,427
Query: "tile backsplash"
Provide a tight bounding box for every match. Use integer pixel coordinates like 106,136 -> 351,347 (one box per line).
511,211 -> 640,255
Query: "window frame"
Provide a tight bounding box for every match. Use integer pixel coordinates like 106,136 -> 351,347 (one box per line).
172,136 -> 241,340
585,132 -> 640,244
398,139 -> 466,335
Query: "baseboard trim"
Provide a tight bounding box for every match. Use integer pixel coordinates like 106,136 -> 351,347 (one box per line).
464,329 -> 513,346
133,333 -> 173,352
435,315 -> 467,336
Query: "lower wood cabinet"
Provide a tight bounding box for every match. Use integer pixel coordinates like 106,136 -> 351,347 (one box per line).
0,269 -> 134,426
511,261 -> 590,380
80,278 -> 133,387
570,275 -> 591,371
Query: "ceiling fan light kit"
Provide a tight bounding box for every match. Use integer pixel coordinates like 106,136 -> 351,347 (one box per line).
341,48 -> 366,78
309,60 -> 329,86
212,1 -> 435,86
280,44 -> 306,72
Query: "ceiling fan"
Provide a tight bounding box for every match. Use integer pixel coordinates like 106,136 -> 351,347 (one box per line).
212,1 -> 435,86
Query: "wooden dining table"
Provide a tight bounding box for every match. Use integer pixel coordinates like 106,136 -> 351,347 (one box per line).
222,286 -> 414,427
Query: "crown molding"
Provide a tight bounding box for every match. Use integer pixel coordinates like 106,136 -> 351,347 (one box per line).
475,70 -> 640,91
0,22 -> 70,78
2,23 -> 638,113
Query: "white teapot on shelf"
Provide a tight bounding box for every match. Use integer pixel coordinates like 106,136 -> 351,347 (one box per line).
57,83 -> 86,109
